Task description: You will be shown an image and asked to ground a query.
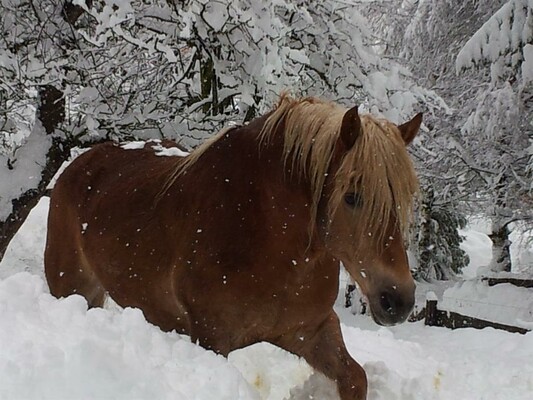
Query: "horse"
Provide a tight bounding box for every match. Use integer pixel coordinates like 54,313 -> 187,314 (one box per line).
45,94 -> 422,400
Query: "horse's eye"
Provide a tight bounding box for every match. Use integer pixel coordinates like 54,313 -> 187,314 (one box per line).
344,192 -> 362,208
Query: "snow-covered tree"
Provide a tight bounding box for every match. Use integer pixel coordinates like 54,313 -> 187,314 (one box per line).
0,0 -> 87,258
414,188 -> 469,280
361,0 -> 533,277
456,0 -> 533,272
1,0 -> 441,261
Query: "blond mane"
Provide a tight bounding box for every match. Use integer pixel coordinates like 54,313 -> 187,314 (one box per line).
330,115 -> 419,247
259,94 -> 418,248
161,94 -> 418,248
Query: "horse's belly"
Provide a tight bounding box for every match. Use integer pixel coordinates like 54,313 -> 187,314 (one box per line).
171,264 -> 338,349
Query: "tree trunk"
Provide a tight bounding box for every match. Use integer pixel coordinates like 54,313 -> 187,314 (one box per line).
0,1 -> 89,263
63,0 -> 93,25
0,87 -> 72,262
199,46 -> 233,116
489,172 -> 513,273
489,223 -> 512,273
200,54 -> 215,115
38,85 -> 65,135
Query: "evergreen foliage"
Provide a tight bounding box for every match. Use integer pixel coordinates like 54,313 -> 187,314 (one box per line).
414,189 -> 470,281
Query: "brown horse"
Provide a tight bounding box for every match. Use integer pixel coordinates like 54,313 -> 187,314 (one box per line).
45,94 -> 422,400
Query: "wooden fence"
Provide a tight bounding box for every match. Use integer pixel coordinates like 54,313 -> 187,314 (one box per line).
408,277 -> 533,335
481,277 -> 533,288
409,299 -> 530,335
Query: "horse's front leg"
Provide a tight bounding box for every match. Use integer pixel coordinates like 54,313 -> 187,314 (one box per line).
276,312 -> 367,400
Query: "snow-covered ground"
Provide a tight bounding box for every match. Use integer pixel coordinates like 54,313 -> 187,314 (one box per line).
1,199 -> 532,400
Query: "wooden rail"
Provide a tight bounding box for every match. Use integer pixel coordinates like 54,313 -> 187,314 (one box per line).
353,277 -> 533,334
419,300 -> 530,335
481,277 -> 533,288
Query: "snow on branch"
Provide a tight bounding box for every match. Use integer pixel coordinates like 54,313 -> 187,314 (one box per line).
456,0 -> 533,83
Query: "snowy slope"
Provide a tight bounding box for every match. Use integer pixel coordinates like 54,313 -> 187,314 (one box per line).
1,199 -> 533,400
0,273 -> 259,400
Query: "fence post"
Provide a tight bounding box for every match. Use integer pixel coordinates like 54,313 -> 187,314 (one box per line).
425,299 -> 438,326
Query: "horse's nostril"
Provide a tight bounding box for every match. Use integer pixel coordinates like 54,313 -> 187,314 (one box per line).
379,291 -> 398,316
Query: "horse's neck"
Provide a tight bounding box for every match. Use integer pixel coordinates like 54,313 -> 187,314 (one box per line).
171,119 -> 322,254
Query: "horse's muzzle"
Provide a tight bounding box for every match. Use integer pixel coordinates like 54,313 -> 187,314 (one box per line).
370,289 -> 415,326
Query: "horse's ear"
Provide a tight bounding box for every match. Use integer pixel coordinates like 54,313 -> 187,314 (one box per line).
340,106 -> 361,150
398,113 -> 423,145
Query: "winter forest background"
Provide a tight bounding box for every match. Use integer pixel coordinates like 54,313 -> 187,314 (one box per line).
1,0 -> 532,280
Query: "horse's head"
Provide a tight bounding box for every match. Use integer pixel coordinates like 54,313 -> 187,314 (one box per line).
320,106 -> 422,326
260,96 -> 421,325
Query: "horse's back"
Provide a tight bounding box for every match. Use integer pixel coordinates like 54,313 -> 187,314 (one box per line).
47,141 -> 181,235
45,141 -> 186,317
